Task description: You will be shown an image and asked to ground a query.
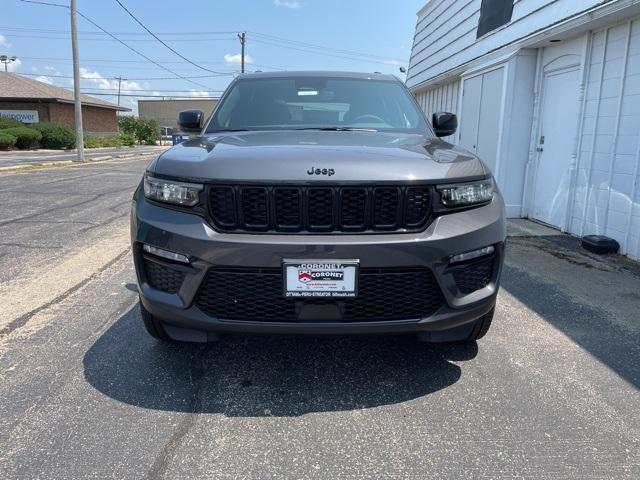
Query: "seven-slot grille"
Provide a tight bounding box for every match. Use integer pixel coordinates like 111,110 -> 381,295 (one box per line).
208,185 -> 432,233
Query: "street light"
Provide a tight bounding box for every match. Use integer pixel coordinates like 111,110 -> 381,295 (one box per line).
0,55 -> 18,72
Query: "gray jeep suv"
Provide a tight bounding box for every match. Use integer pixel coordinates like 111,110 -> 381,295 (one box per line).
131,71 -> 505,343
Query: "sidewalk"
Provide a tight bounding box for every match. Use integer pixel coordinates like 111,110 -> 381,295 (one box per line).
0,145 -> 167,171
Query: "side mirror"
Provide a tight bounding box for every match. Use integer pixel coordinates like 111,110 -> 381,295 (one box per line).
177,109 -> 204,133
432,112 -> 457,137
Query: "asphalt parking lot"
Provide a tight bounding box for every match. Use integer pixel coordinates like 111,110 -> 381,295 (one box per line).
0,158 -> 638,479
0,145 -> 167,169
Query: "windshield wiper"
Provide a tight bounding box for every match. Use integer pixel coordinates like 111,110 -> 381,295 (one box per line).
295,127 -> 378,132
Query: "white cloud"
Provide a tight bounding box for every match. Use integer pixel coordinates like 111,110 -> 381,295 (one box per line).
274,0 -> 300,9
224,53 -> 254,64
76,68 -> 146,114
78,67 -> 143,92
6,58 -> 22,72
34,75 -> 53,85
188,90 -> 211,97
0,34 -> 9,47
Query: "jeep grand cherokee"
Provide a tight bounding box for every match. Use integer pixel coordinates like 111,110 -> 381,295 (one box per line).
131,71 -> 505,343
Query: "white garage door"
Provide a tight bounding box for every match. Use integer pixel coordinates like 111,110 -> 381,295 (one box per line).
566,20 -> 640,259
459,67 -> 504,175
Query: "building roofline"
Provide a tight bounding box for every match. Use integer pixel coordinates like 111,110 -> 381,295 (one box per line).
0,96 -> 130,111
0,72 -> 130,111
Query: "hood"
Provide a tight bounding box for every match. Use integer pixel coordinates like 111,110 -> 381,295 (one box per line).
152,130 -> 487,183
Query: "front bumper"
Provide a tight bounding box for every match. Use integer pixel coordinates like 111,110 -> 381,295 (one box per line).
132,191 -> 506,339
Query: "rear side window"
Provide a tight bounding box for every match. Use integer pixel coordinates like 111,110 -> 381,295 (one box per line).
477,0 -> 514,38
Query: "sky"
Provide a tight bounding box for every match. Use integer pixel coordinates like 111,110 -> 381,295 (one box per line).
1,0 -> 424,114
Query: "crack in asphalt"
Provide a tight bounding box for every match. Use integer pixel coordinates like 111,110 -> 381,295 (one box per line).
79,212 -> 128,234
0,187 -> 135,228
0,248 -> 131,338
145,346 -> 208,480
7,219 -> 97,226
0,243 -> 63,250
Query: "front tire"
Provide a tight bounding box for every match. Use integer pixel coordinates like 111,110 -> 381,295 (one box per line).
140,299 -> 171,341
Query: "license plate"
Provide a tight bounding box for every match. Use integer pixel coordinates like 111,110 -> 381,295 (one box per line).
283,259 -> 359,297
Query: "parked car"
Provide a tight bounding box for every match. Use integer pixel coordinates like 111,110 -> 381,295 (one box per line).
131,71 -> 506,343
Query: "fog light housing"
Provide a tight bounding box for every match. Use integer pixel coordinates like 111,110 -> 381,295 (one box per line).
450,245 -> 494,264
142,244 -> 190,263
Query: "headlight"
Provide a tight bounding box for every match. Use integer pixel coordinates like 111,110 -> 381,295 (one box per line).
143,175 -> 203,206
437,178 -> 494,207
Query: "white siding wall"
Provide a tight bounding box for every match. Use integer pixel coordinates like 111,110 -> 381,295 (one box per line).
414,79 -> 461,141
571,19 -> 640,258
408,0 -> 607,89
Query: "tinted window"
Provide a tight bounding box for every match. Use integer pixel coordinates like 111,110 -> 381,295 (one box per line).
207,77 -> 430,134
477,0 -> 513,38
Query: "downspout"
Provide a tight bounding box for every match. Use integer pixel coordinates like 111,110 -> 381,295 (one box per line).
580,27 -> 609,237
520,47 -> 544,218
564,32 -> 592,233
600,21 -> 632,238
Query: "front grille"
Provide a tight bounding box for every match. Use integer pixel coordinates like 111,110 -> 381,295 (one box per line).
207,185 -> 432,233
451,255 -> 495,294
144,258 -> 186,293
194,267 -> 444,322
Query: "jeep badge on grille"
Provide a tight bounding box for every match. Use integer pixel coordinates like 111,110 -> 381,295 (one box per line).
307,166 -> 335,176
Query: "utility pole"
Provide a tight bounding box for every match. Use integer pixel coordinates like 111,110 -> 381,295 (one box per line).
70,0 -> 84,162
237,32 -> 246,73
115,76 -> 124,108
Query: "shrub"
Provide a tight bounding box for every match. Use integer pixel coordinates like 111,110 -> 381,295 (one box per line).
118,116 -> 159,145
84,135 -> 120,148
83,136 -> 102,148
31,122 -> 76,149
0,117 -> 24,129
119,132 -> 136,146
84,134 -> 136,148
135,118 -> 159,145
0,132 -> 17,149
118,116 -> 138,136
0,127 -> 42,149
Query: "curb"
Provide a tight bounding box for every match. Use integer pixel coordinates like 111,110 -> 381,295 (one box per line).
0,151 -> 155,173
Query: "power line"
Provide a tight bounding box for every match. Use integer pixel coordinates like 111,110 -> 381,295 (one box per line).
3,33 -> 238,42
17,72 -> 234,80
1,23 -> 406,63
19,0 -> 216,90
18,56 -> 282,69
112,0 -> 227,74
83,88 -> 224,93
250,38 -> 401,66
248,31 -> 406,63
82,92 -> 220,98
0,26 -> 239,35
75,11 -> 215,89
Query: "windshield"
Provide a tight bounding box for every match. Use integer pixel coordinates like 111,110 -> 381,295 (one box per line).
206,76 -> 431,134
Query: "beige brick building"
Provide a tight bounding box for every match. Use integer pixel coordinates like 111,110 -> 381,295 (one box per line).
0,72 -> 128,134
138,98 -> 218,132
